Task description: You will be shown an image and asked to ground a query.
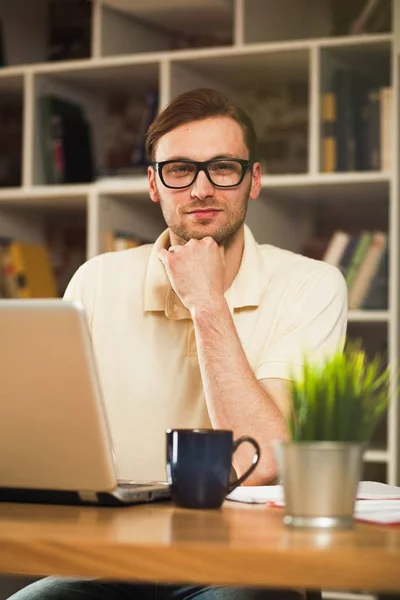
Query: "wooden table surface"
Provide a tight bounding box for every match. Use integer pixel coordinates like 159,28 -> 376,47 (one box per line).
0,500 -> 399,592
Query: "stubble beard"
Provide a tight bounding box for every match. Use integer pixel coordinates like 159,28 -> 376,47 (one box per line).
157,182 -> 251,246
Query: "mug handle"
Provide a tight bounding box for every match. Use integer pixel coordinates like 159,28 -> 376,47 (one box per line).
227,435 -> 261,493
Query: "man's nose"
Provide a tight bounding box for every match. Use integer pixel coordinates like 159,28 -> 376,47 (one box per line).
190,169 -> 215,199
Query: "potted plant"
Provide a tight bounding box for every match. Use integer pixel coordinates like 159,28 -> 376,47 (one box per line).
274,342 -> 391,529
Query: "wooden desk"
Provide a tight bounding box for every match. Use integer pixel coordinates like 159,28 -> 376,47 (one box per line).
0,501 -> 399,593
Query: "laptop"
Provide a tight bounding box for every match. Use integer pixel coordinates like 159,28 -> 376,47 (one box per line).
0,299 -> 171,506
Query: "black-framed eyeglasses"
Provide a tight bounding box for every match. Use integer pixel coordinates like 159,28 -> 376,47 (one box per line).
152,158 -> 254,189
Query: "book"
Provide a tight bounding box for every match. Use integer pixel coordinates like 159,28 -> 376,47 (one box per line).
367,89 -> 381,171
361,244 -> 389,310
350,0 -> 391,34
348,232 -> 387,309
337,234 -> 359,279
380,87 -> 392,171
321,92 -> 336,172
39,95 -> 94,184
322,230 -> 350,266
8,242 -> 57,298
345,231 -> 373,292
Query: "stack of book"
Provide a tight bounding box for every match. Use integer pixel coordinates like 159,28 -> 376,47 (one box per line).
39,95 -> 94,184
321,79 -> 392,172
322,230 -> 388,309
39,89 -> 160,184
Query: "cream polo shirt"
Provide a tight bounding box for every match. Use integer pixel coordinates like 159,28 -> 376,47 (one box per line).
63,225 -> 347,481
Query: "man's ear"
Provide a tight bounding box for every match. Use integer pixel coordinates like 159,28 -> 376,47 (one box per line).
148,165 -> 160,203
249,162 -> 262,201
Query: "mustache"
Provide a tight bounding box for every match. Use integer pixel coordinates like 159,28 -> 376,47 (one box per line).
184,202 -> 223,212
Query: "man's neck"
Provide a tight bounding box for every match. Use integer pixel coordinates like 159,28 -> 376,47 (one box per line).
168,226 -> 245,293
221,226 -> 244,292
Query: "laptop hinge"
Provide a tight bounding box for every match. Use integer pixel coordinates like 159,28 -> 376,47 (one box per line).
78,491 -> 99,503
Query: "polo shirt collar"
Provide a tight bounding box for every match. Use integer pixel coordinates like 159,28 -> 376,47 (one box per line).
144,225 -> 265,319
227,225 -> 265,310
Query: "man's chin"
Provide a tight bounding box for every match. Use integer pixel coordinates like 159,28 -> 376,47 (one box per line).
170,223 -> 241,246
180,224 -> 222,242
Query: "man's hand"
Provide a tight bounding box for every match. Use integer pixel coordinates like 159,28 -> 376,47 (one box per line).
157,237 -> 225,313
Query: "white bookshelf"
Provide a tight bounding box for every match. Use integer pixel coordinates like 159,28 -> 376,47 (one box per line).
348,310 -> 390,323
0,0 -> 398,494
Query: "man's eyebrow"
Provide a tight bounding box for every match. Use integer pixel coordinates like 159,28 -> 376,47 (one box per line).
210,154 -> 242,160
160,153 -> 243,162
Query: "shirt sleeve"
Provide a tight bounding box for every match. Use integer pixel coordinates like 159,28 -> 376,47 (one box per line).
63,260 -> 97,329
256,265 -> 348,381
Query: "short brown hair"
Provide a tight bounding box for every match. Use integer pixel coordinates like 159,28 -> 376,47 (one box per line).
145,88 -> 258,161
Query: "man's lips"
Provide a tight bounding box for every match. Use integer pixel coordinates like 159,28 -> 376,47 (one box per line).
187,208 -> 222,214
187,208 -> 222,219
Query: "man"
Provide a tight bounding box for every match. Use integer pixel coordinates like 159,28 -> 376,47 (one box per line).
9,88 -> 347,600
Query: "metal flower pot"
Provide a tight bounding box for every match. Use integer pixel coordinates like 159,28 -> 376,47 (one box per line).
274,441 -> 365,529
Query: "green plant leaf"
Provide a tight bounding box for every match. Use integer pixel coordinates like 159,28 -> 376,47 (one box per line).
286,340 -> 392,443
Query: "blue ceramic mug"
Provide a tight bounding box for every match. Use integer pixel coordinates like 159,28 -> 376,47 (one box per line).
166,428 -> 261,509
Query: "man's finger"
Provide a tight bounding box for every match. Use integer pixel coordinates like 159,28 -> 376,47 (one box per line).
168,245 -> 182,254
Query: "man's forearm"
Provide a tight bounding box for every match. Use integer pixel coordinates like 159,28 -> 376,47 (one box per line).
191,297 -> 288,485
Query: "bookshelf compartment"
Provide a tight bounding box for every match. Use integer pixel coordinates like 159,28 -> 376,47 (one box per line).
348,320 -> 389,462
327,0 -> 392,38
0,200 -> 87,298
0,0 -> 48,67
100,0 -> 234,57
347,321 -> 388,364
243,0 -> 331,44
362,461 -> 387,484
320,39 -> 392,91
295,194 -> 389,312
242,0 -> 391,44
311,193 -> 388,235
0,76 -> 24,189
33,62 -> 160,186
368,416 -> 388,458
320,39 -> 392,174
171,48 -> 309,175
281,189 -> 388,241
246,194 -> 313,254
97,193 -> 165,256
0,0 -> 91,68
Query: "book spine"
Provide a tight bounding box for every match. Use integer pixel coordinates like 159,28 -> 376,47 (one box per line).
380,87 -> 392,172
322,230 -> 350,266
321,92 -> 336,172
345,232 -> 373,292
348,232 -> 387,309
368,89 -> 381,171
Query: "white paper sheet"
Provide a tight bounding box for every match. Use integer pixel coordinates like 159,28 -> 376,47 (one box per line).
226,485 -> 283,504
226,481 -> 400,525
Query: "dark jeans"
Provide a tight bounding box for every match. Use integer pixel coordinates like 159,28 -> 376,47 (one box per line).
7,578 -> 304,600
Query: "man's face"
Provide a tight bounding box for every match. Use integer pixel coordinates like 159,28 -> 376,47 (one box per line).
148,117 -> 261,245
